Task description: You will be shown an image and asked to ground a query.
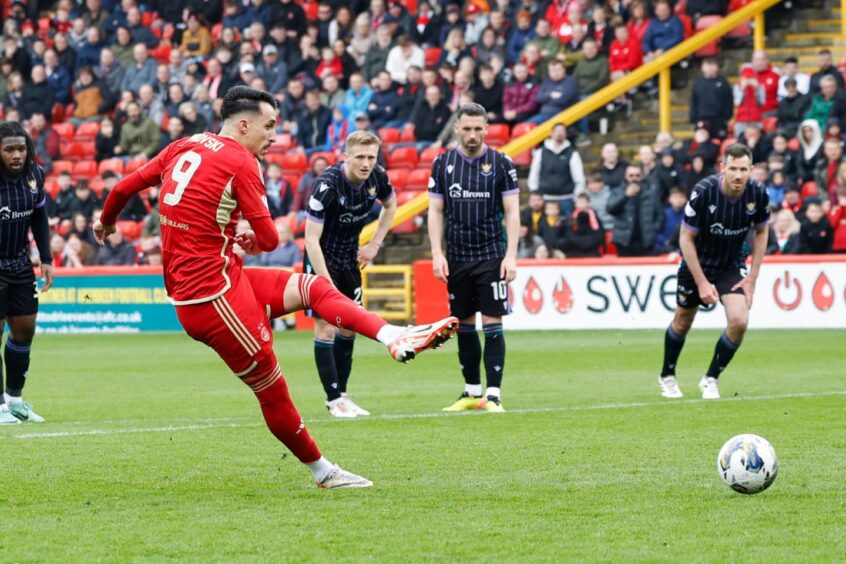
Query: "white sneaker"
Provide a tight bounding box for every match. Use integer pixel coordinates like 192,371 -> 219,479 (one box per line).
340,395 -> 370,416
317,465 -> 373,489
658,376 -> 684,398
0,405 -> 21,425
326,398 -> 358,418
698,376 -> 720,400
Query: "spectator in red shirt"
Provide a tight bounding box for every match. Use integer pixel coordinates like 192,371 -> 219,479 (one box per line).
555,3 -> 587,45
733,67 -> 765,138
745,50 -> 781,114
829,186 -> 846,252
502,62 -> 540,125
608,21 -> 642,113
626,0 -> 652,45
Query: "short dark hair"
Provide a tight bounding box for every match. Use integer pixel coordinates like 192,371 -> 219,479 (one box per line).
455,103 -> 487,122
820,48 -> 832,56
723,143 -> 753,162
0,120 -> 37,175
220,85 -> 278,121
784,56 -> 798,64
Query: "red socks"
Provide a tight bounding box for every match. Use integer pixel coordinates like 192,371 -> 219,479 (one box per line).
248,358 -> 322,464
300,275 -> 386,340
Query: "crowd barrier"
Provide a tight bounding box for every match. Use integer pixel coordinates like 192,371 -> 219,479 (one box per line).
414,256 -> 846,330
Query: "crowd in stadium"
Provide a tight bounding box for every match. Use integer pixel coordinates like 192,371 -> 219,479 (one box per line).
1,0 -> 843,268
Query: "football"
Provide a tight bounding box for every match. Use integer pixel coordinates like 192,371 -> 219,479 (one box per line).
717,434 -> 779,494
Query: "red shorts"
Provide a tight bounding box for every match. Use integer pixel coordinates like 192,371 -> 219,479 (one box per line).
175,268 -> 295,374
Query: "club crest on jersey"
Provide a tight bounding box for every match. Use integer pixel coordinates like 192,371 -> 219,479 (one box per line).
480,163 -> 493,176
368,185 -> 376,196
28,179 -> 37,193
259,323 -> 270,342
745,202 -> 757,215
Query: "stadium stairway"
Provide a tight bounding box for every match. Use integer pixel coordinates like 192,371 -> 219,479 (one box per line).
579,0 -> 834,166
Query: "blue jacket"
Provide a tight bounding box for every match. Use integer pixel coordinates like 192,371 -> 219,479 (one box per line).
344,87 -> 374,115
47,65 -> 72,105
536,76 -> 580,117
368,89 -> 399,123
507,28 -> 535,66
643,15 -> 684,53
120,58 -> 158,94
654,205 -> 683,253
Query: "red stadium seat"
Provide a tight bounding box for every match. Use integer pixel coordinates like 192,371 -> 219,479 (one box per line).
264,153 -> 286,166
677,14 -> 693,39
418,146 -> 445,168
124,158 -> 148,175
268,133 -> 293,153
60,141 -> 96,161
512,122 -> 537,138
400,126 -> 416,143
283,174 -> 301,190
117,220 -> 143,242
406,168 -> 431,192
694,16 -> 722,58
98,158 -> 124,175
388,147 -> 418,170
788,138 -> 800,152
387,169 -> 408,192
309,151 -> 336,166
52,122 -> 74,141
51,160 -> 73,176
72,160 -> 98,180
604,231 -> 617,255
88,176 -> 105,197
303,1 -> 318,20
75,121 -> 100,141
512,150 -> 532,167
726,0 -> 753,37
762,116 -> 778,134
44,180 -> 59,199
280,153 -> 307,174
674,0 -> 687,14
424,47 -> 442,69
378,127 -> 401,145
485,123 -> 511,147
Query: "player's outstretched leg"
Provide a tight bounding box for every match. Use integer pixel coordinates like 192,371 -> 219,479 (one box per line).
3,316 -> 45,422
659,307 -> 696,399
245,355 -> 372,488
443,320 -> 484,412
699,295 -> 748,400
288,274 -> 458,363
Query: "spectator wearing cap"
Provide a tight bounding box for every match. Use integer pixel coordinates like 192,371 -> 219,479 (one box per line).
506,11 -> 535,66
689,58 -> 733,140
732,67 -> 765,139
463,2 -> 490,46
654,147 -> 682,203
367,70 -> 398,129
236,61 -> 258,89
777,77 -> 811,138
256,44 -> 288,93
531,59 -> 579,125
777,56 -> 810,100
810,49 -> 845,95
385,34 -> 424,85
642,0 -> 683,65
502,62 -> 539,126
361,25 -> 393,83
120,43 -> 158,94
805,75 -> 842,132
351,111 -> 375,134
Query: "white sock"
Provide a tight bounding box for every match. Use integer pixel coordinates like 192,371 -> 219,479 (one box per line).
465,384 -> 482,397
307,456 -> 335,482
4,393 -> 22,406
485,387 -> 501,400
376,324 -> 404,345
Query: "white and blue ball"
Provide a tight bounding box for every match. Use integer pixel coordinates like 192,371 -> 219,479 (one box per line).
717,434 -> 779,494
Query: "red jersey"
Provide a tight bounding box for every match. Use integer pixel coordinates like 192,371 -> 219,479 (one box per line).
134,133 -> 270,304
609,37 -> 643,73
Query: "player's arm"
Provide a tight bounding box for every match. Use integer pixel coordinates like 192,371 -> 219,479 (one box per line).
94,145 -> 174,244
501,193 -> 519,282
30,197 -> 54,291
428,188 -> 448,283
305,219 -> 332,279
357,193 -> 396,269
233,158 -> 278,253
679,227 -> 718,305
732,207 -> 771,308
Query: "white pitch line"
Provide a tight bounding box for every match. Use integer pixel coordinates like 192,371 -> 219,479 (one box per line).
10,390 -> 846,440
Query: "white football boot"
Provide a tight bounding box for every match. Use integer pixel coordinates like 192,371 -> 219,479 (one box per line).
658,376 -> 684,399
698,376 -> 720,400
317,465 -> 374,489
326,398 -> 358,418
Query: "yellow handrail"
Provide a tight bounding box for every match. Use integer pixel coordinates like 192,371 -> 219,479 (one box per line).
360,0 -> 784,244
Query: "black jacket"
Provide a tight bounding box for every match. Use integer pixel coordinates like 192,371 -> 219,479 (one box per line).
690,75 -> 733,124
799,218 -> 832,254
537,217 -> 567,252
411,100 -> 451,142
562,212 -> 604,257
686,0 -> 728,17
607,182 -> 664,250
777,94 -> 811,136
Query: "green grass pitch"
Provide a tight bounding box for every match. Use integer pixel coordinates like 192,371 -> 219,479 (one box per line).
2,329 -> 845,561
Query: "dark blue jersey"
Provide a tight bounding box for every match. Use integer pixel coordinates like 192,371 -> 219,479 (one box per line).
681,174 -> 770,273
429,146 -> 519,262
306,162 -> 394,271
0,165 -> 47,272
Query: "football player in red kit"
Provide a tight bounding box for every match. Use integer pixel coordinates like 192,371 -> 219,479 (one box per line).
93,86 -> 458,488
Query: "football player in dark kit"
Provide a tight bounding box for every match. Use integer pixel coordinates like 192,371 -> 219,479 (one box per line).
304,130 -> 397,418
428,103 -> 520,413
0,121 -> 54,424
659,144 -> 770,400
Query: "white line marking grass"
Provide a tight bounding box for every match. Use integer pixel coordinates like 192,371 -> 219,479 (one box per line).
10,390 -> 846,440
